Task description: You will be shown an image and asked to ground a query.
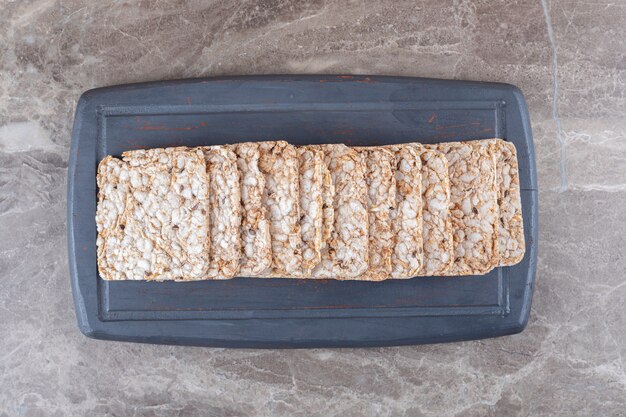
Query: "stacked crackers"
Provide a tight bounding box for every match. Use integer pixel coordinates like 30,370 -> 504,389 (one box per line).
96,139 -> 525,281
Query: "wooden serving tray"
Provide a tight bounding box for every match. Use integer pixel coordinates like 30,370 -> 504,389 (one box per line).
67,75 -> 538,348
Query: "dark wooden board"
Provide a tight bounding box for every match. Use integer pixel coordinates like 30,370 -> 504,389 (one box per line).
67,75 -> 538,348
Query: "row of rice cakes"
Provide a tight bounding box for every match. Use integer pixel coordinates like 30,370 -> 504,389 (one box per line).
96,139 -> 524,281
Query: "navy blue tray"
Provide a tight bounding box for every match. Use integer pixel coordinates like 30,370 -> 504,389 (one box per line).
67,75 -> 537,348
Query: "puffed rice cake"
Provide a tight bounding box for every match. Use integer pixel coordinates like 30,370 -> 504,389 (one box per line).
386,144 -> 424,279
495,139 -> 525,265
427,140 -> 500,275
298,147 -> 324,275
311,144 -> 369,279
97,147 -> 211,281
355,147 -> 396,281
417,147 -> 454,276
258,141 -> 304,277
233,142 -> 272,276
200,146 -> 243,279
96,156 -> 133,281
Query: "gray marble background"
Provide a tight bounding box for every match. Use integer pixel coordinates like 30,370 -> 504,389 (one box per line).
1,1 -> 624,416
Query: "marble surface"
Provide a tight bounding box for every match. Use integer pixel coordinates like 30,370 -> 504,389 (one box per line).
1,0 -> 624,415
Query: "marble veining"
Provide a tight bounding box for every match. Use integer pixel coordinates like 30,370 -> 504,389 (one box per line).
1,0 -> 624,416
